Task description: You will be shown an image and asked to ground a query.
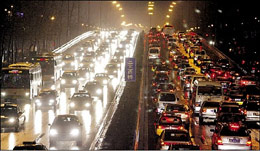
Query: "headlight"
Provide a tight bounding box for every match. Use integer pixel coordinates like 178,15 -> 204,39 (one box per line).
113,70 -> 117,73
85,103 -> 90,107
71,62 -> 75,66
50,129 -> 58,136
74,52 -> 77,56
35,99 -> 40,103
9,118 -> 15,123
96,89 -> 102,94
72,80 -> 77,84
1,92 -> 6,96
51,85 -> 55,90
117,64 -> 120,67
70,102 -> 75,107
103,80 -> 108,85
49,99 -> 54,103
61,79 -> 66,84
80,63 -> 83,67
104,70 -> 107,73
70,128 -> 79,136
25,92 -> 30,96
90,63 -> 94,67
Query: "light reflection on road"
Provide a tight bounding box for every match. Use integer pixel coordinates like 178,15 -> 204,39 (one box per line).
34,110 -> 42,135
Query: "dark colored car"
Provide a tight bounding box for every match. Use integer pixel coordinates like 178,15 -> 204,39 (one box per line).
49,114 -> 83,147
13,141 -> 48,150
34,89 -> 59,112
60,71 -> 79,91
69,92 -> 94,114
83,81 -> 103,100
1,103 -> 25,132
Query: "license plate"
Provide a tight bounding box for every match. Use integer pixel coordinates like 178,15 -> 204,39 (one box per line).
229,138 -> 240,143
235,98 -> 241,101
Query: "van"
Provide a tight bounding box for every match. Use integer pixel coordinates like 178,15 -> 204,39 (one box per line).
192,81 -> 223,114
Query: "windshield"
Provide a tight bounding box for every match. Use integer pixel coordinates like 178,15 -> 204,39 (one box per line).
220,127 -> 248,136
63,55 -> 74,61
159,93 -> 176,102
1,107 -> 17,116
166,105 -> 185,111
203,102 -> 220,107
73,93 -> 90,98
39,91 -> 55,97
55,116 -> 79,124
62,73 -> 77,78
2,73 -> 30,88
149,49 -> 159,54
198,86 -> 222,96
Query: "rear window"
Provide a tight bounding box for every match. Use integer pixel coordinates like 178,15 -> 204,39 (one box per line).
246,102 -> 260,111
221,106 -> 240,113
203,102 -> 220,107
220,127 -> 249,136
164,131 -> 190,141
150,49 -> 159,53
166,105 -> 185,111
159,93 -> 176,102
159,116 -> 182,125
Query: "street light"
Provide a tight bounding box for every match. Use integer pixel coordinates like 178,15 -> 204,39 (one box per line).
166,15 -> 170,18
119,7 -> 123,11
121,14 -> 125,18
169,9 -> 173,12
50,16 -> 55,21
112,1 -> 117,4
116,4 -> 120,7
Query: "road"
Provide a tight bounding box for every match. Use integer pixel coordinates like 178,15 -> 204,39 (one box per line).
1,30 -> 139,150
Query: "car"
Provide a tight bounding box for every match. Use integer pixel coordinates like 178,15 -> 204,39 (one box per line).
152,73 -> 170,87
79,58 -> 95,70
78,67 -> 93,81
13,141 -> 48,150
60,70 -> 79,91
1,103 -> 25,132
239,76 -> 257,86
34,89 -> 59,112
216,113 -> 245,126
155,92 -> 179,113
94,73 -> 110,85
217,103 -> 242,119
148,47 -> 160,60
154,115 -> 184,136
49,114 -> 83,147
163,104 -> 190,129
69,92 -> 94,114
62,54 -> 77,71
105,63 -> 119,79
211,123 -> 252,150
217,59 -> 230,69
226,86 -> 245,105
199,101 -> 220,124
157,129 -> 193,150
194,49 -> 207,65
155,83 -> 176,93
83,81 -> 103,100
241,100 -> 260,124
154,64 -> 171,75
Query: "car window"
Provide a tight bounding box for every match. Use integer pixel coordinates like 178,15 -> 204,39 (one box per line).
203,102 -> 220,107
221,106 -> 240,113
166,105 -> 185,111
1,106 -> 17,116
159,93 -> 176,102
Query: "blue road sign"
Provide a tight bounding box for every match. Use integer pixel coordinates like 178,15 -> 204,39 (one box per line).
125,58 -> 136,82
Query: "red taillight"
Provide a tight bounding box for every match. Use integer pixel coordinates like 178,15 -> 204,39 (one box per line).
217,137 -> 223,145
185,112 -> 189,118
246,138 -> 252,146
229,122 -> 240,131
157,89 -> 161,92
158,125 -> 165,129
202,108 -> 206,113
244,109 -> 247,115
161,141 -> 165,145
178,126 -> 184,130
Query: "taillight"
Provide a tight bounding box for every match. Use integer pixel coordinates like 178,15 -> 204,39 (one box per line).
246,138 -> 252,146
161,141 -> 165,145
202,108 -> 206,113
178,126 -> 184,130
158,125 -> 165,129
185,112 -> 189,118
157,89 -> 161,92
244,109 -> 247,115
217,137 -> 223,145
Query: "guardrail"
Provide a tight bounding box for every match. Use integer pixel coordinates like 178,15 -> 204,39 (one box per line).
199,36 -> 248,75
52,31 -> 95,54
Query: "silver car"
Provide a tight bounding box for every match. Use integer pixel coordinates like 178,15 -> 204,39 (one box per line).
199,101 -> 220,124
155,92 -> 179,114
242,101 -> 260,124
211,123 -> 252,150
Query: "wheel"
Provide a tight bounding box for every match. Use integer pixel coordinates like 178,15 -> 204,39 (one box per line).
76,140 -> 82,146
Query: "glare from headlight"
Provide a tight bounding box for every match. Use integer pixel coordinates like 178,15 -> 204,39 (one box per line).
1,92 -> 6,96
96,89 -> 102,94
104,70 -> 107,73
50,129 -> 58,136
70,102 -> 75,107
25,92 -> 30,96
36,102 -> 42,106
117,64 -> 120,67
49,99 -> 54,103
9,118 -> 15,123
61,79 -> 66,84
85,103 -> 90,107
51,85 -> 55,90
90,63 -> 94,67
35,99 -> 40,103
70,128 -> 79,136
72,80 -> 77,84
103,80 -> 108,85
113,70 -> 117,73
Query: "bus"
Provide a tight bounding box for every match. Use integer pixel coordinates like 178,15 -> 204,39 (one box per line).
192,81 -> 223,114
1,62 -> 42,105
31,53 -> 63,87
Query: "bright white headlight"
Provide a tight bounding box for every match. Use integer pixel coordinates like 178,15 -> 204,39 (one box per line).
70,128 -> 79,136
70,102 -> 75,107
103,80 -> 108,85
85,103 -> 90,107
49,99 -> 54,103
25,92 -> 30,96
72,80 -> 77,84
9,118 -> 15,123
90,63 -> 94,67
50,129 -> 58,136
61,79 -> 66,84
1,92 -> 6,96
113,70 -> 117,73
96,89 -> 102,94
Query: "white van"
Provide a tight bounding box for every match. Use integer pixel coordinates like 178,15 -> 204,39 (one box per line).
148,47 -> 160,60
192,81 -> 223,114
